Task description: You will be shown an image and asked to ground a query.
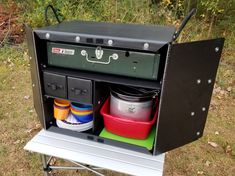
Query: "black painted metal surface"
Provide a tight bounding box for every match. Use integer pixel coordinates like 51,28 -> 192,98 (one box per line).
27,20 -> 225,155
68,77 -> 92,104
25,25 -> 45,128
34,20 -> 176,52
43,72 -> 67,99
154,38 -> 224,154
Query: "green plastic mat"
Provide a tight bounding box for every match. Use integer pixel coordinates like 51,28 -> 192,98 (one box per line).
99,128 -> 156,150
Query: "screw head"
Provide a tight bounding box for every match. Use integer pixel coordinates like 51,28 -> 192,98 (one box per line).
215,47 -> 219,52
143,43 -> 149,50
197,79 -> 201,84
196,131 -> 200,136
208,79 -> 212,84
108,40 -> 113,46
45,33 -> 50,39
202,107 -> 206,111
191,112 -> 195,116
75,36 -> 80,42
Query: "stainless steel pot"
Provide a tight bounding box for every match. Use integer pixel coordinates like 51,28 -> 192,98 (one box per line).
110,86 -> 157,122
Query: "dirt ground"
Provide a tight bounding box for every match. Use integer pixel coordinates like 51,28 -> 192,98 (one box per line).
0,3 -> 24,46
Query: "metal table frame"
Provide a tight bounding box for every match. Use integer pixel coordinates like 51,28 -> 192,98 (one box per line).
41,154 -> 106,176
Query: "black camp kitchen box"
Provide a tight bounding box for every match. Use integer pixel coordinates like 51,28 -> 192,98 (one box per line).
24,14 -> 224,175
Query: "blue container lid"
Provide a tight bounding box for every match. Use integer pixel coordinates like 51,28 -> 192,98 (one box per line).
71,102 -> 92,111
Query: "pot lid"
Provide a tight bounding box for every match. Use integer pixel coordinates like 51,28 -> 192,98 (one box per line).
111,85 -> 158,102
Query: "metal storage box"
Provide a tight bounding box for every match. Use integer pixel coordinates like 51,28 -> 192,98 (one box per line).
25,11 -> 224,175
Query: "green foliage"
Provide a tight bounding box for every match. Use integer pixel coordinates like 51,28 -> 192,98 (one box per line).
21,0 -> 168,27
4,0 -> 235,44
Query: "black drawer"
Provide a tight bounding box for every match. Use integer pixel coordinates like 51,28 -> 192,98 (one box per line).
43,72 -> 67,99
68,77 -> 92,104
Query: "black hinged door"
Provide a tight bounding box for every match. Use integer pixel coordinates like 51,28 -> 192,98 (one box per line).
154,38 -> 224,154
25,25 -> 45,128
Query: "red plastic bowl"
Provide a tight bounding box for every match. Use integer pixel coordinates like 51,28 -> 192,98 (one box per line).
100,97 -> 158,140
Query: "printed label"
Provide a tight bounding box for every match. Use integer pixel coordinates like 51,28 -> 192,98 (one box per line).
52,47 -> 75,55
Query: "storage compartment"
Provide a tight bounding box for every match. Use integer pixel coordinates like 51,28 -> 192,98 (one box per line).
43,72 -> 67,99
45,97 -> 94,133
42,80 -> 159,153
47,42 -> 160,80
68,77 -> 92,104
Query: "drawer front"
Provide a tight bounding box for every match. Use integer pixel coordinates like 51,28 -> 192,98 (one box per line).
48,42 -> 160,80
68,77 -> 92,104
43,72 -> 67,99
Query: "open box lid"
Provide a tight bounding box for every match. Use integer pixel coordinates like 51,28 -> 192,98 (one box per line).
24,128 -> 165,176
34,20 -> 176,52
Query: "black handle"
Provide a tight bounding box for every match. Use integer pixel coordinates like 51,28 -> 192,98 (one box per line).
71,88 -> 88,95
45,4 -> 62,26
47,83 -> 63,90
173,8 -> 197,41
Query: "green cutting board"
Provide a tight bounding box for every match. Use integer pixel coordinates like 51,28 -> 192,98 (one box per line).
99,128 -> 156,150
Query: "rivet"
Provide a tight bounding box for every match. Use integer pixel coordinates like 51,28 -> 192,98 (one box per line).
29,56 -> 32,60
75,36 -> 80,42
197,79 -> 201,84
98,101 -> 101,105
215,47 -> 219,52
112,53 -> 118,60
191,112 -> 195,116
32,84 -> 35,87
208,79 -> 212,84
45,33 -> 50,39
81,50 -> 86,56
108,40 -> 113,46
133,66 -> 137,70
143,43 -> 149,50
202,107 -> 206,111
196,131 -> 200,136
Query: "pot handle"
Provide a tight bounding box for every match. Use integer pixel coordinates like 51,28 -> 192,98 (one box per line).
173,8 -> 197,41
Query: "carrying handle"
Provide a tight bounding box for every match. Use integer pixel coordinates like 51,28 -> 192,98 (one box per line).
173,8 -> 197,41
45,4 -> 63,26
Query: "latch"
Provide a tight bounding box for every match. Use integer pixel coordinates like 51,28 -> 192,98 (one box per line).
47,83 -> 63,90
71,88 -> 88,95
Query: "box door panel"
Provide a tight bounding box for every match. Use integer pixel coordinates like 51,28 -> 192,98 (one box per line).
154,38 -> 224,154
25,25 -> 45,128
